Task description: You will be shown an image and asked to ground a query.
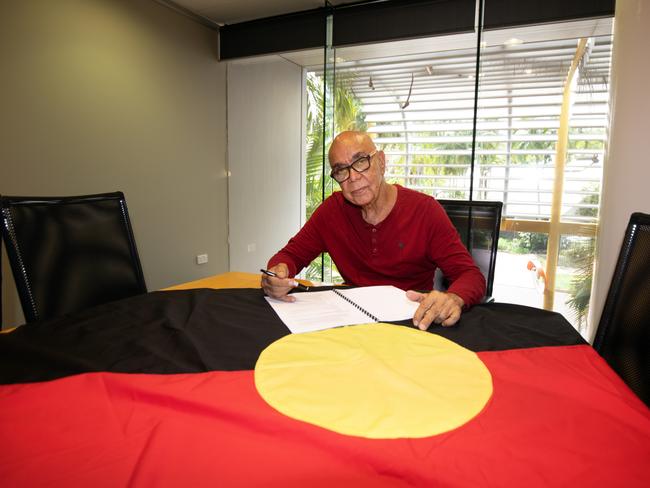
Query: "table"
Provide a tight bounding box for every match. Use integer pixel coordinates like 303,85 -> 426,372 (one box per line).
1,273 -> 648,486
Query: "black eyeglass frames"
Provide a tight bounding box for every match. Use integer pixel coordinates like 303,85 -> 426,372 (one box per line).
330,150 -> 377,183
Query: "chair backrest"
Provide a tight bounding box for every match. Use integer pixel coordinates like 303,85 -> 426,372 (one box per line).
435,199 -> 503,298
0,192 -> 147,323
593,212 -> 650,406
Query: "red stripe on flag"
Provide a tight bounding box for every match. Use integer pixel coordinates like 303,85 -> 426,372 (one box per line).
1,345 -> 648,486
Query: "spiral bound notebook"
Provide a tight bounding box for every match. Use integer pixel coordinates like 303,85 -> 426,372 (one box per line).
264,285 -> 419,334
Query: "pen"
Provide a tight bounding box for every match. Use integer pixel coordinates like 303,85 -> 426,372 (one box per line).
260,269 -> 310,291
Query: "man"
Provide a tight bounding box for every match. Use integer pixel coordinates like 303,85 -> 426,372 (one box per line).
262,131 -> 485,330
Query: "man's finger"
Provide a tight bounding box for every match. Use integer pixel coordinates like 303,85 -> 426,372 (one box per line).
440,304 -> 461,326
276,294 -> 296,303
441,309 -> 461,327
263,283 -> 296,301
262,269 -> 297,289
416,298 -> 444,330
413,291 -> 442,327
268,276 -> 297,288
406,290 -> 425,303
413,303 -> 428,328
434,307 -> 452,325
414,292 -> 464,329
261,264 -> 299,300
438,298 -> 462,327
417,305 -> 441,330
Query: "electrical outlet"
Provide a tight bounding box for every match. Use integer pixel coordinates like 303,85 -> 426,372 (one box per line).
196,254 -> 208,265
247,243 -> 256,253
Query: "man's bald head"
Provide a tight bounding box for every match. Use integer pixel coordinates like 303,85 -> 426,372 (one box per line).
328,131 -> 377,166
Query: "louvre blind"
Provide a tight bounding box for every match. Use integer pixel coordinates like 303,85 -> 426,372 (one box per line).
312,34 -> 612,224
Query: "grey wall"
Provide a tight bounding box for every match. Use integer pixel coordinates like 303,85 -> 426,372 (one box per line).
227,56 -> 303,273
588,0 -> 650,340
0,0 -> 228,327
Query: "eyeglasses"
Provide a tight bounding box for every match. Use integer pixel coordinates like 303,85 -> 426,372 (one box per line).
330,151 -> 377,183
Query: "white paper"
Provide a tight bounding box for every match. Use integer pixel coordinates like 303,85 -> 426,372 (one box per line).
265,285 -> 418,333
337,286 -> 420,322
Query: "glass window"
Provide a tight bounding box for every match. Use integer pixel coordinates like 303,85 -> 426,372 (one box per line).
301,18 -> 614,330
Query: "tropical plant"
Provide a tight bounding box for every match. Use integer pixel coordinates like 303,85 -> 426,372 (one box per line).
566,240 -> 595,332
564,188 -> 599,329
304,71 -> 367,283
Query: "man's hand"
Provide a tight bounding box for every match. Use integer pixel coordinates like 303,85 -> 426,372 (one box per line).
406,290 -> 465,330
261,263 -> 298,302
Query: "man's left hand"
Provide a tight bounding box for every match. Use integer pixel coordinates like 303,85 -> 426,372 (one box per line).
406,290 -> 465,330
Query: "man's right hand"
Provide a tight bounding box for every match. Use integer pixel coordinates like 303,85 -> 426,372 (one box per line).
261,263 -> 298,302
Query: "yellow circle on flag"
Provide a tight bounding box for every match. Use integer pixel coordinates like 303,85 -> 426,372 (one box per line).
255,323 -> 493,439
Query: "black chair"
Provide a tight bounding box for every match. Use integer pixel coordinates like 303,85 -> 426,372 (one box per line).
435,199 -> 503,300
593,212 -> 650,406
0,192 -> 147,323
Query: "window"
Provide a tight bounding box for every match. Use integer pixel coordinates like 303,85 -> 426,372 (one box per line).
303,18 -> 613,331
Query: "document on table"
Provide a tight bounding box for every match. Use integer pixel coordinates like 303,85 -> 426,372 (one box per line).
264,285 -> 419,333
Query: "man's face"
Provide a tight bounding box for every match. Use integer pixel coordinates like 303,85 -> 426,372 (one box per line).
329,135 -> 386,207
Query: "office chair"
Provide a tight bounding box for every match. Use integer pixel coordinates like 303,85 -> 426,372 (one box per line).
435,199 -> 503,300
593,212 -> 650,406
0,192 -> 147,323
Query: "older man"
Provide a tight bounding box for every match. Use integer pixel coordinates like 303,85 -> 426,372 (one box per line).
262,131 -> 485,329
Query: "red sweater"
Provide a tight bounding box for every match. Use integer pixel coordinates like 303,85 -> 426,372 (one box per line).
268,185 -> 486,306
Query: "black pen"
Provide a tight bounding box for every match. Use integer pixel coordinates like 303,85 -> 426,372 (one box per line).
260,269 -> 310,291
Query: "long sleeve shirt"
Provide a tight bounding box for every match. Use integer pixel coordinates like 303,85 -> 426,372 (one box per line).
268,185 -> 486,306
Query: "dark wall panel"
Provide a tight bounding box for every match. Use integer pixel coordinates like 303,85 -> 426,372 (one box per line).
219,8 -> 327,60
332,0 -> 475,47
484,0 -> 615,30
219,0 -> 617,60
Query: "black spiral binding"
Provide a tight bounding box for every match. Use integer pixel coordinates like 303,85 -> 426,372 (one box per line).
332,289 -> 379,322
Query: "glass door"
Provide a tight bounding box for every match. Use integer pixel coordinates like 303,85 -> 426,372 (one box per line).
477,19 -> 613,331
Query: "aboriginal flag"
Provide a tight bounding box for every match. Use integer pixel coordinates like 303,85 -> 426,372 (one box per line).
0,288 -> 649,486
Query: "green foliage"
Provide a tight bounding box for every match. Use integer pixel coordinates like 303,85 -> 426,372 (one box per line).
304,72 -> 367,283
567,185 -> 599,219
385,136 -> 472,199
511,128 -> 555,161
565,240 -> 595,331
305,73 -> 367,219
497,231 -> 548,254
562,187 -> 599,329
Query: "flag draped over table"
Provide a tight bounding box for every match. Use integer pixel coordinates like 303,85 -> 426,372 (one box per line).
1,289 -> 649,486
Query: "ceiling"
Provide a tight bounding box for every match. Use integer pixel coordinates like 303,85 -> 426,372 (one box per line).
167,0 -> 350,25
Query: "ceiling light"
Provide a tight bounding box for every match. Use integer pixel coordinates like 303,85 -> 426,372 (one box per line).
504,38 -> 524,47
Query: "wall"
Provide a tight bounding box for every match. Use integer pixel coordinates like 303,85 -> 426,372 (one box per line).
227,56 -> 303,273
0,0 -> 228,327
589,0 -> 650,340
